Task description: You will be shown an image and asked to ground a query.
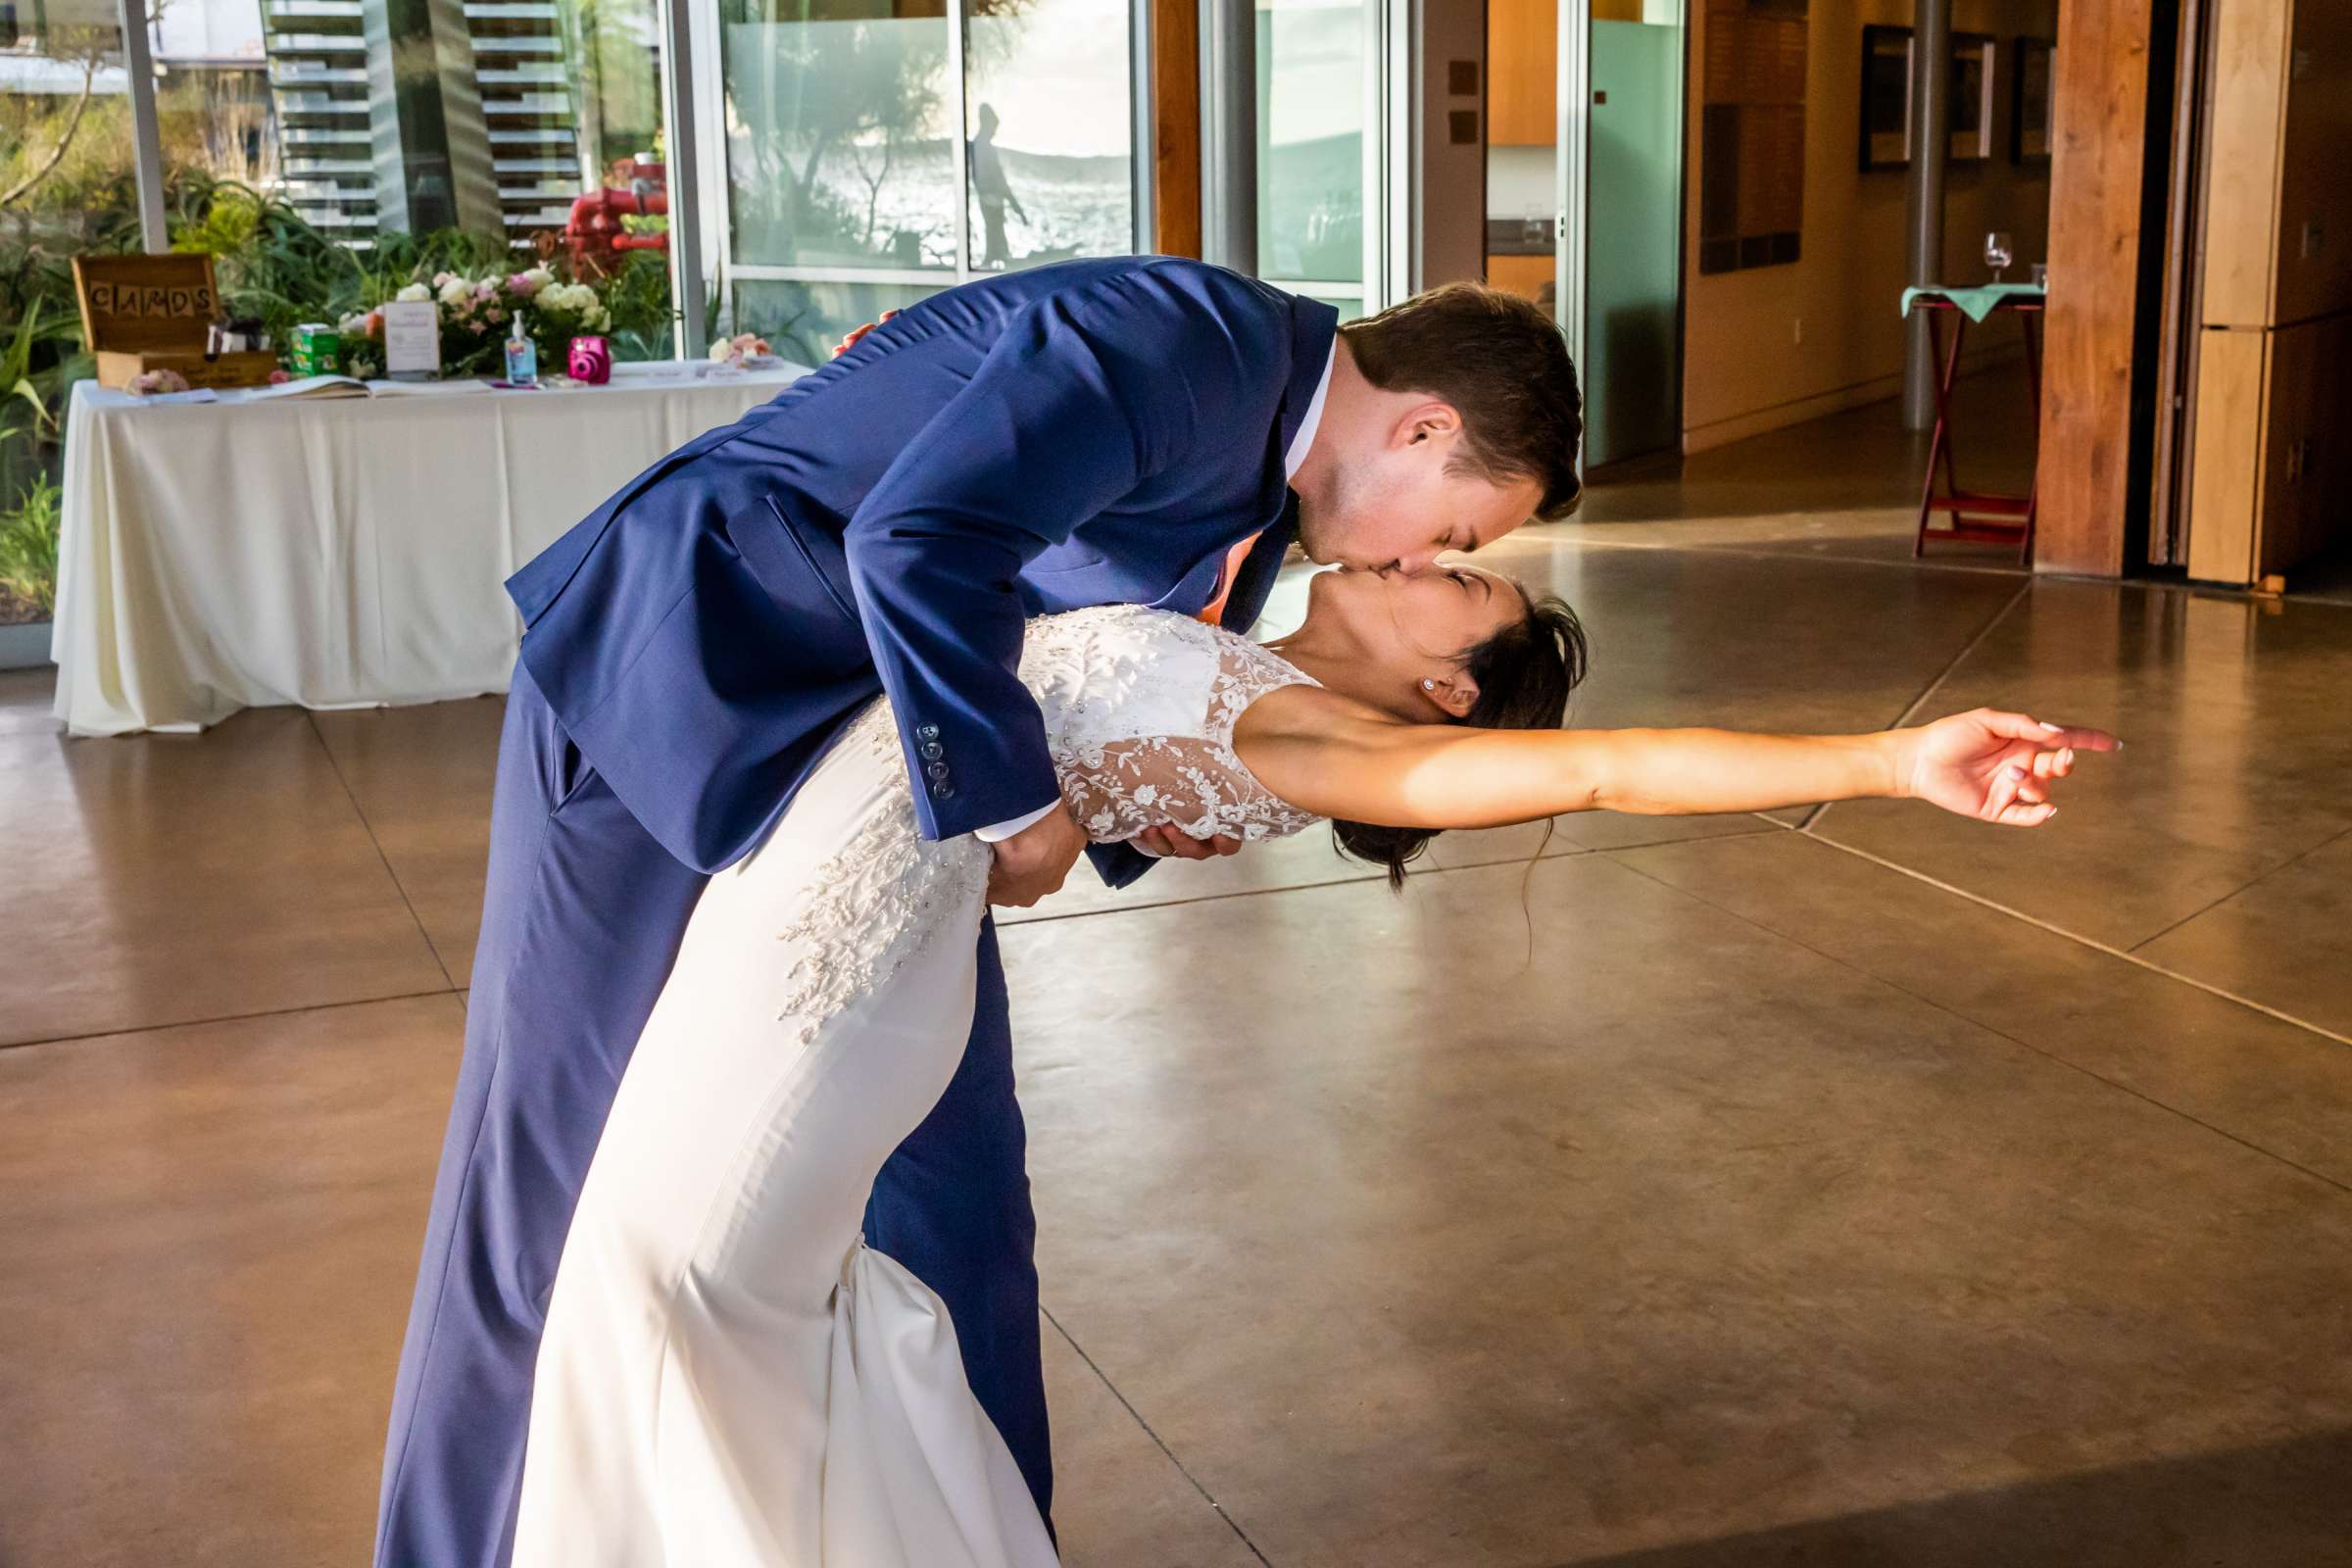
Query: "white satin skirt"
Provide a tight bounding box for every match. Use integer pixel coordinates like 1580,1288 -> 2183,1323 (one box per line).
510,710 -> 1058,1567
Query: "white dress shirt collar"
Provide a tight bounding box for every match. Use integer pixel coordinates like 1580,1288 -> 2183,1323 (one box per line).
1283,344 -> 1336,481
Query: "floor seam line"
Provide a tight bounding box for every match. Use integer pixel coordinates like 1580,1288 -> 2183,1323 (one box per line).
1553,536 -> 2031,578
1001,826 -> 1787,929
1886,581 -> 2033,730
0,986 -> 465,1054
307,711 -> 460,992
2125,820 -> 2352,956
1546,536 -> 2352,612
1802,580 -> 2031,835
1040,1304 -> 1276,1567
1604,852 -> 2352,1200
1787,833 -> 2352,1049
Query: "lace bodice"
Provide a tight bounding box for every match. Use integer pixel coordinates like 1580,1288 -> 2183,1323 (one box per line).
765,606 -> 1321,1043
1017,605 -> 1324,847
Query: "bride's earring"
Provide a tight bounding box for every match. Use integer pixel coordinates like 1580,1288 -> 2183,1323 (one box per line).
1420,678 -> 1437,692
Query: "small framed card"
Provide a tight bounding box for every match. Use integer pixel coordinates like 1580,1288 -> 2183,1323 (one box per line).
381,300 -> 441,380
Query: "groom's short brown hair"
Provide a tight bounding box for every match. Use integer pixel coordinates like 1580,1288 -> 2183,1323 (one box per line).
1339,284 -> 1584,520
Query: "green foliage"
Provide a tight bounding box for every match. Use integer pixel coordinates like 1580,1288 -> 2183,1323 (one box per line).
0,473 -> 61,616
168,176 -> 367,353
0,172 -> 683,617
600,250 -> 676,362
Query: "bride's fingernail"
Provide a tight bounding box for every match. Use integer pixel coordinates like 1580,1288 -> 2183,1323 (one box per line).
2040,720 -> 2065,731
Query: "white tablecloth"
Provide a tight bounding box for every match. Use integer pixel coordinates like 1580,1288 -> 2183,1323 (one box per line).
50,363 -> 808,735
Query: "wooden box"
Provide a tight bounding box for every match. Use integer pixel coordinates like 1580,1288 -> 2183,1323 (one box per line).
72,253 -> 281,390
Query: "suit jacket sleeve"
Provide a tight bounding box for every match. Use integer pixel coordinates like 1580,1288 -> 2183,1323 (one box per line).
843,273 -> 1248,842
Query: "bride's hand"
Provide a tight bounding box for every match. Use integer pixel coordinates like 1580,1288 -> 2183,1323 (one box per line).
1894,709 -> 2121,826
1136,825 -> 1245,862
832,310 -> 899,358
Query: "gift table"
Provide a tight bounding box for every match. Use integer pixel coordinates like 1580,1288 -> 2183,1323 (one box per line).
1899,282 -> 2045,563
50,362 -> 808,736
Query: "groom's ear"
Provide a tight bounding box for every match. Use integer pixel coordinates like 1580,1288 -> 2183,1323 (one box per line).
1396,399 -> 1464,452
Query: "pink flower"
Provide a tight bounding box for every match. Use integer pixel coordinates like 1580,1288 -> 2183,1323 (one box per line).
268,368 -> 292,384
486,305 -> 506,324
475,281 -> 497,301
507,271 -> 541,298
432,270 -> 456,287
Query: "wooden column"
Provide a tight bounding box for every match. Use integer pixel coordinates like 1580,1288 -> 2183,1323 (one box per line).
2035,0 -> 2158,576
1152,0 -> 1202,258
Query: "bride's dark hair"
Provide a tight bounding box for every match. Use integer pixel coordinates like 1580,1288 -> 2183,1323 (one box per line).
1332,582 -> 1590,888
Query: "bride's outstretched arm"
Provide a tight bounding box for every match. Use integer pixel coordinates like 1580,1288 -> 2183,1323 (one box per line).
1235,690 -> 2120,831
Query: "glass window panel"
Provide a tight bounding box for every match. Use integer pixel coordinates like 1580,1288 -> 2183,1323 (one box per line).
259,0 -> 597,245
961,0 -> 1132,272
730,275 -> 942,365
1299,291 -> 1366,322
721,0 -> 957,270
1257,0 -> 1364,286
153,4 -> 274,193
2,0 -> 139,628
559,0 -> 675,358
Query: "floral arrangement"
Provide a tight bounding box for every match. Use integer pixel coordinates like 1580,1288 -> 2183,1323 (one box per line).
708,332 -> 775,369
335,265 -> 614,380
123,368 -> 192,396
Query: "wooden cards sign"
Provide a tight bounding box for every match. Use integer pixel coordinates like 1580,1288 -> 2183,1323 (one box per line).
73,254 -> 220,354
72,253 -> 276,389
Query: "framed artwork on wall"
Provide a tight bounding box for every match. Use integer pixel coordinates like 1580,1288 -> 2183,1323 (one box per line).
1949,33 -> 1996,163
2012,36 -> 2054,165
1859,24 -> 1911,172
1859,25 -> 1999,171
1697,0 -> 1812,275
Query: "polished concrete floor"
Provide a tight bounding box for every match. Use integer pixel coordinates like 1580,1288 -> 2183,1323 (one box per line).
6,401 -> 2352,1567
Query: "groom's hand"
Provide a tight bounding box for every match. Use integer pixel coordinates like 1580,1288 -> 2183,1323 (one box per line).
987,807 -> 1088,907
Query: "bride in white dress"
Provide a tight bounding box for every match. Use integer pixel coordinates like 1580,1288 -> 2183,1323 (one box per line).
511,564 -> 2112,1567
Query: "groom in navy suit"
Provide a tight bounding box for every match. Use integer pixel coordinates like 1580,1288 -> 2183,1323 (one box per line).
375,256 -> 1583,1567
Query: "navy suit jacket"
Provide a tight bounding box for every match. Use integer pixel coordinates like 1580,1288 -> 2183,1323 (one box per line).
508,257 -> 1337,885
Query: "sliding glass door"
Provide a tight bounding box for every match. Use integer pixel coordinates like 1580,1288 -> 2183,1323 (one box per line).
1258,0 -> 1385,320
1556,0 -> 1687,469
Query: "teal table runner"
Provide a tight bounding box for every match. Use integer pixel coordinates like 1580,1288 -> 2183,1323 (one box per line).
1900,282 -> 2046,322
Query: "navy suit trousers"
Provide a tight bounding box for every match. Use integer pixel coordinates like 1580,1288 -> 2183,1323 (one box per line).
372,665 -> 1052,1566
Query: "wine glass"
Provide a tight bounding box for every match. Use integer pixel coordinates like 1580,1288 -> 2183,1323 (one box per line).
1985,230 -> 2014,282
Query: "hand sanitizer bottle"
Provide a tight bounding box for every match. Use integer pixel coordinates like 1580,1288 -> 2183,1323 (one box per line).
505,314 -> 538,387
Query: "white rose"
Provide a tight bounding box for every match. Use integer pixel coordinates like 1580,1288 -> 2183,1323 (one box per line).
438,276 -> 473,308
396,282 -> 430,303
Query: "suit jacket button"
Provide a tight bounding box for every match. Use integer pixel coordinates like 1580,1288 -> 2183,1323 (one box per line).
926,762 -> 951,781
920,741 -> 944,760
916,724 -> 940,741
931,781 -> 955,800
